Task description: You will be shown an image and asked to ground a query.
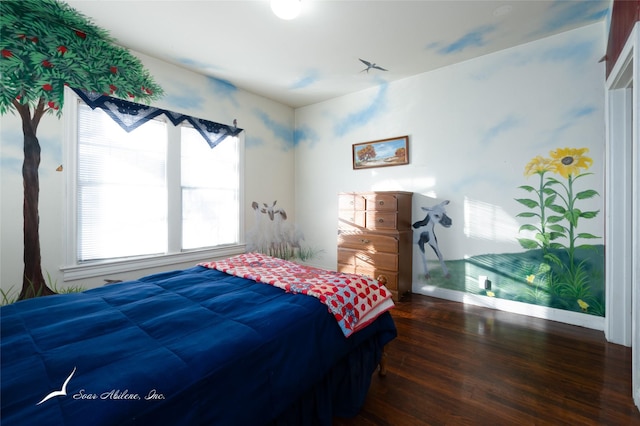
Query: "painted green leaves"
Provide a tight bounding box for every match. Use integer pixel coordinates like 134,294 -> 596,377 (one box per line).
516,148 -> 599,252
0,0 -> 163,117
516,147 -> 602,314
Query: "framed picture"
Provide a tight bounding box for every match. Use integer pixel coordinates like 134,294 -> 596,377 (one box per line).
352,135 -> 409,170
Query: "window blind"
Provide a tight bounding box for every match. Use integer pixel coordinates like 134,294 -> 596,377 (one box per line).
181,126 -> 239,250
77,103 -> 168,261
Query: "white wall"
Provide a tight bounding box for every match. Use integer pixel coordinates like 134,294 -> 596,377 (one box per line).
294,23 -> 606,325
0,51 -> 296,295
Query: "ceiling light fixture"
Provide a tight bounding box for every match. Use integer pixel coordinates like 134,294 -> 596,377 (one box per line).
271,0 -> 302,20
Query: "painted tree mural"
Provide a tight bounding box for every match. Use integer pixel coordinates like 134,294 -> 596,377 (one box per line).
0,0 -> 163,299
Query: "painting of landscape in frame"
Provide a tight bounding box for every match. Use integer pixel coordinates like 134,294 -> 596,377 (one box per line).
352,136 -> 409,169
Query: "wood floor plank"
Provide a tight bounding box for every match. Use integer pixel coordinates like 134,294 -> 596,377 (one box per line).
335,294 -> 640,425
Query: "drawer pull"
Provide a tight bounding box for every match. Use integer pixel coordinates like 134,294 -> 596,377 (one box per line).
377,218 -> 384,223
360,238 -> 370,244
378,201 -> 384,206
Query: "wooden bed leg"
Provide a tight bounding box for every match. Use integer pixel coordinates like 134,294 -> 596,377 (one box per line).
378,347 -> 388,376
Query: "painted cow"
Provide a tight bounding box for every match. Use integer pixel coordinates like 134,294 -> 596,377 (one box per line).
412,200 -> 452,279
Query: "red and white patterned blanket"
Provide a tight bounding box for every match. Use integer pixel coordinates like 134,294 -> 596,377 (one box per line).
199,253 -> 394,337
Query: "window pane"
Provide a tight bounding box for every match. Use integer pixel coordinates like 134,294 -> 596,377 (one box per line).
77,104 -> 168,261
181,127 -> 239,250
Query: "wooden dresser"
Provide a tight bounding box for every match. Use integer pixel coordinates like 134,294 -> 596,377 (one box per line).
337,191 -> 412,301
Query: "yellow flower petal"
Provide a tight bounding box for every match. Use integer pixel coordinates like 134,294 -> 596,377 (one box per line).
577,299 -> 589,311
526,274 -> 535,284
486,291 -> 495,297
549,147 -> 593,179
524,155 -> 553,177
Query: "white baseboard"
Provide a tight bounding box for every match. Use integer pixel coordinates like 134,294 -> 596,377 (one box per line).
413,284 -> 605,331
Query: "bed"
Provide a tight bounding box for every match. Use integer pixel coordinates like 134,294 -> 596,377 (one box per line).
1,253 -> 397,426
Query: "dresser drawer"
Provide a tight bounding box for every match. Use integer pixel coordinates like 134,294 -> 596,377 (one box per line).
363,193 -> 398,211
337,263 -> 398,291
338,209 -> 366,227
338,193 -> 366,211
337,248 -> 398,271
338,231 -> 398,252
365,212 -> 397,230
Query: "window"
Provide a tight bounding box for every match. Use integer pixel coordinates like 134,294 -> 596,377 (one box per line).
63,88 -> 244,279
181,126 -> 240,250
77,103 -> 168,261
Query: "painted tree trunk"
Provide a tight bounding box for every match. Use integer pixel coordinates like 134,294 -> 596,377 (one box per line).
18,109 -> 55,300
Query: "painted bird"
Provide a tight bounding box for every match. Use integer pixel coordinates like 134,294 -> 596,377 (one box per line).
359,58 -> 387,73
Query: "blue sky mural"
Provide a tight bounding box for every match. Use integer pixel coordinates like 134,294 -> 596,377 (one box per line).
537,0 -> 609,35
480,115 -> 522,146
1,127 -> 61,181
294,125 -> 318,147
0,129 -> 24,174
333,80 -> 388,137
430,25 -> 497,55
290,70 -> 320,90
253,109 -> 294,150
426,0 -> 607,61
206,75 -> 239,107
163,92 -> 205,111
540,39 -> 597,64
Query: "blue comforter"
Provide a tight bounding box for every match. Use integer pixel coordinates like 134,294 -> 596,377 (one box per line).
1,266 -> 396,425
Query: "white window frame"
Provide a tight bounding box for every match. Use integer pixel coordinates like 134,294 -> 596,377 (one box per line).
61,87 -> 245,281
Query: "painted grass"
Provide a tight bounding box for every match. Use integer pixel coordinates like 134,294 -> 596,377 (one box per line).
414,245 -> 604,317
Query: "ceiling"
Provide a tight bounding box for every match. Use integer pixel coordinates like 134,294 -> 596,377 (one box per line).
65,0 -> 611,108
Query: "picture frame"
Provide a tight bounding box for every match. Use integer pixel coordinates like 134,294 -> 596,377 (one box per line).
352,135 -> 409,170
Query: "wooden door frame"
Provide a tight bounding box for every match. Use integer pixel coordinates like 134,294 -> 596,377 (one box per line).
605,22 -> 639,410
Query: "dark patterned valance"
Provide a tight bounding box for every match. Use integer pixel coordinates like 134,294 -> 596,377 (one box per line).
72,88 -> 242,149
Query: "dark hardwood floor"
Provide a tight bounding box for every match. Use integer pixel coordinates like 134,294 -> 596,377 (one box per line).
335,294 -> 640,425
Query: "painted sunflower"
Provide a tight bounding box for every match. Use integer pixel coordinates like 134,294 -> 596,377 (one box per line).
549,147 -> 593,179
523,155 -> 554,177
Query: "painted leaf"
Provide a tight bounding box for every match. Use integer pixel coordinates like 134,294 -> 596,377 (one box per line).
579,210 -> 599,219
576,233 -> 599,239
548,232 -> 564,241
576,189 -> 598,200
515,198 -> 538,208
518,185 -> 536,192
548,204 -> 566,214
516,212 -> 538,218
546,177 -> 562,185
547,215 -> 564,223
548,224 -> 566,233
564,209 -> 580,227
534,233 -> 548,243
517,238 -> 539,249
